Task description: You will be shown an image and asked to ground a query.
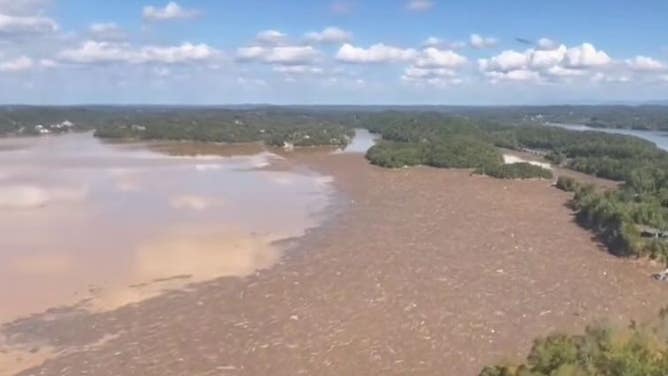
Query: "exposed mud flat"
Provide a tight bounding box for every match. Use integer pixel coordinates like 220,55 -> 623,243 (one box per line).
4,151 -> 668,376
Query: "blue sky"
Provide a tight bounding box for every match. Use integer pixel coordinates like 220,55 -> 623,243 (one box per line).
1,0 -> 667,104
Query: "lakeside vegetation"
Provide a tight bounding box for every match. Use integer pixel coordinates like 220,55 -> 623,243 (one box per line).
362,113 -> 552,179
0,106 -> 354,147
92,108 -> 354,147
480,308 -> 668,376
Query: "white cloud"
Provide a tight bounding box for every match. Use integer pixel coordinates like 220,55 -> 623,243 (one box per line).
479,42 -> 614,84
0,56 -> 34,72
402,48 -> 467,86
626,56 -> 666,72
59,41 -> 132,64
59,41 -> 217,64
406,0 -> 434,11
237,45 -> 319,65
414,47 -> 467,69
89,22 -> 126,40
0,13 -> 58,34
529,45 -> 567,68
140,43 -> 216,63
470,33 -> 497,49
479,50 -> 527,72
237,46 -> 266,60
563,43 -> 611,68
265,46 -> 319,65
143,2 -> 198,21
255,30 -> 287,45
305,27 -> 352,44
545,65 -> 585,77
336,43 -> 417,64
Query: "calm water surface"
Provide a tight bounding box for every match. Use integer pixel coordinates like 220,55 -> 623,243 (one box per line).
0,133 -> 335,322
547,122 -> 668,151
338,129 -> 380,153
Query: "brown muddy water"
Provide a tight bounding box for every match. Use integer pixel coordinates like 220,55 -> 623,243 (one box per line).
0,132 -> 337,323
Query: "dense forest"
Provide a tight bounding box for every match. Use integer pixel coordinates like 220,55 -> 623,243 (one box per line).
360,112 -> 551,179
92,108 -> 354,147
480,307 -> 668,376
4,105 -> 668,137
0,106 -> 354,147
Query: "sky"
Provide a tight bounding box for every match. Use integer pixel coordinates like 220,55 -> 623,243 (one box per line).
0,0 -> 667,105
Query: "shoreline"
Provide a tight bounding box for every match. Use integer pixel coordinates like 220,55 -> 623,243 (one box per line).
4,151 -> 668,375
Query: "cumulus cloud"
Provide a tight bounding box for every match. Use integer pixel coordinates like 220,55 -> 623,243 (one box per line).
305,27 -> 352,44
529,45 -> 567,68
478,42 -> 612,83
626,56 -> 666,72
406,0 -> 434,11
143,2 -> 199,21
336,43 -> 417,64
0,56 -> 34,72
402,48 -> 467,86
414,47 -> 467,69
563,43 -> 611,68
470,33 -> 497,49
59,41 -> 217,65
237,45 -> 319,65
479,50 -> 527,72
255,30 -> 287,45
0,13 -> 58,34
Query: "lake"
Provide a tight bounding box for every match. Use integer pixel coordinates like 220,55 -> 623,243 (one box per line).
546,122 -> 668,151
0,132 -> 343,322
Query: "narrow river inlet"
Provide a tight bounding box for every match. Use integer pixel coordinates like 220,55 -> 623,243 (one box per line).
0,133 -> 336,322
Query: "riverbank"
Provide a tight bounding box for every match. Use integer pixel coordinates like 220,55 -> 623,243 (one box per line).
5,151 -> 668,376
